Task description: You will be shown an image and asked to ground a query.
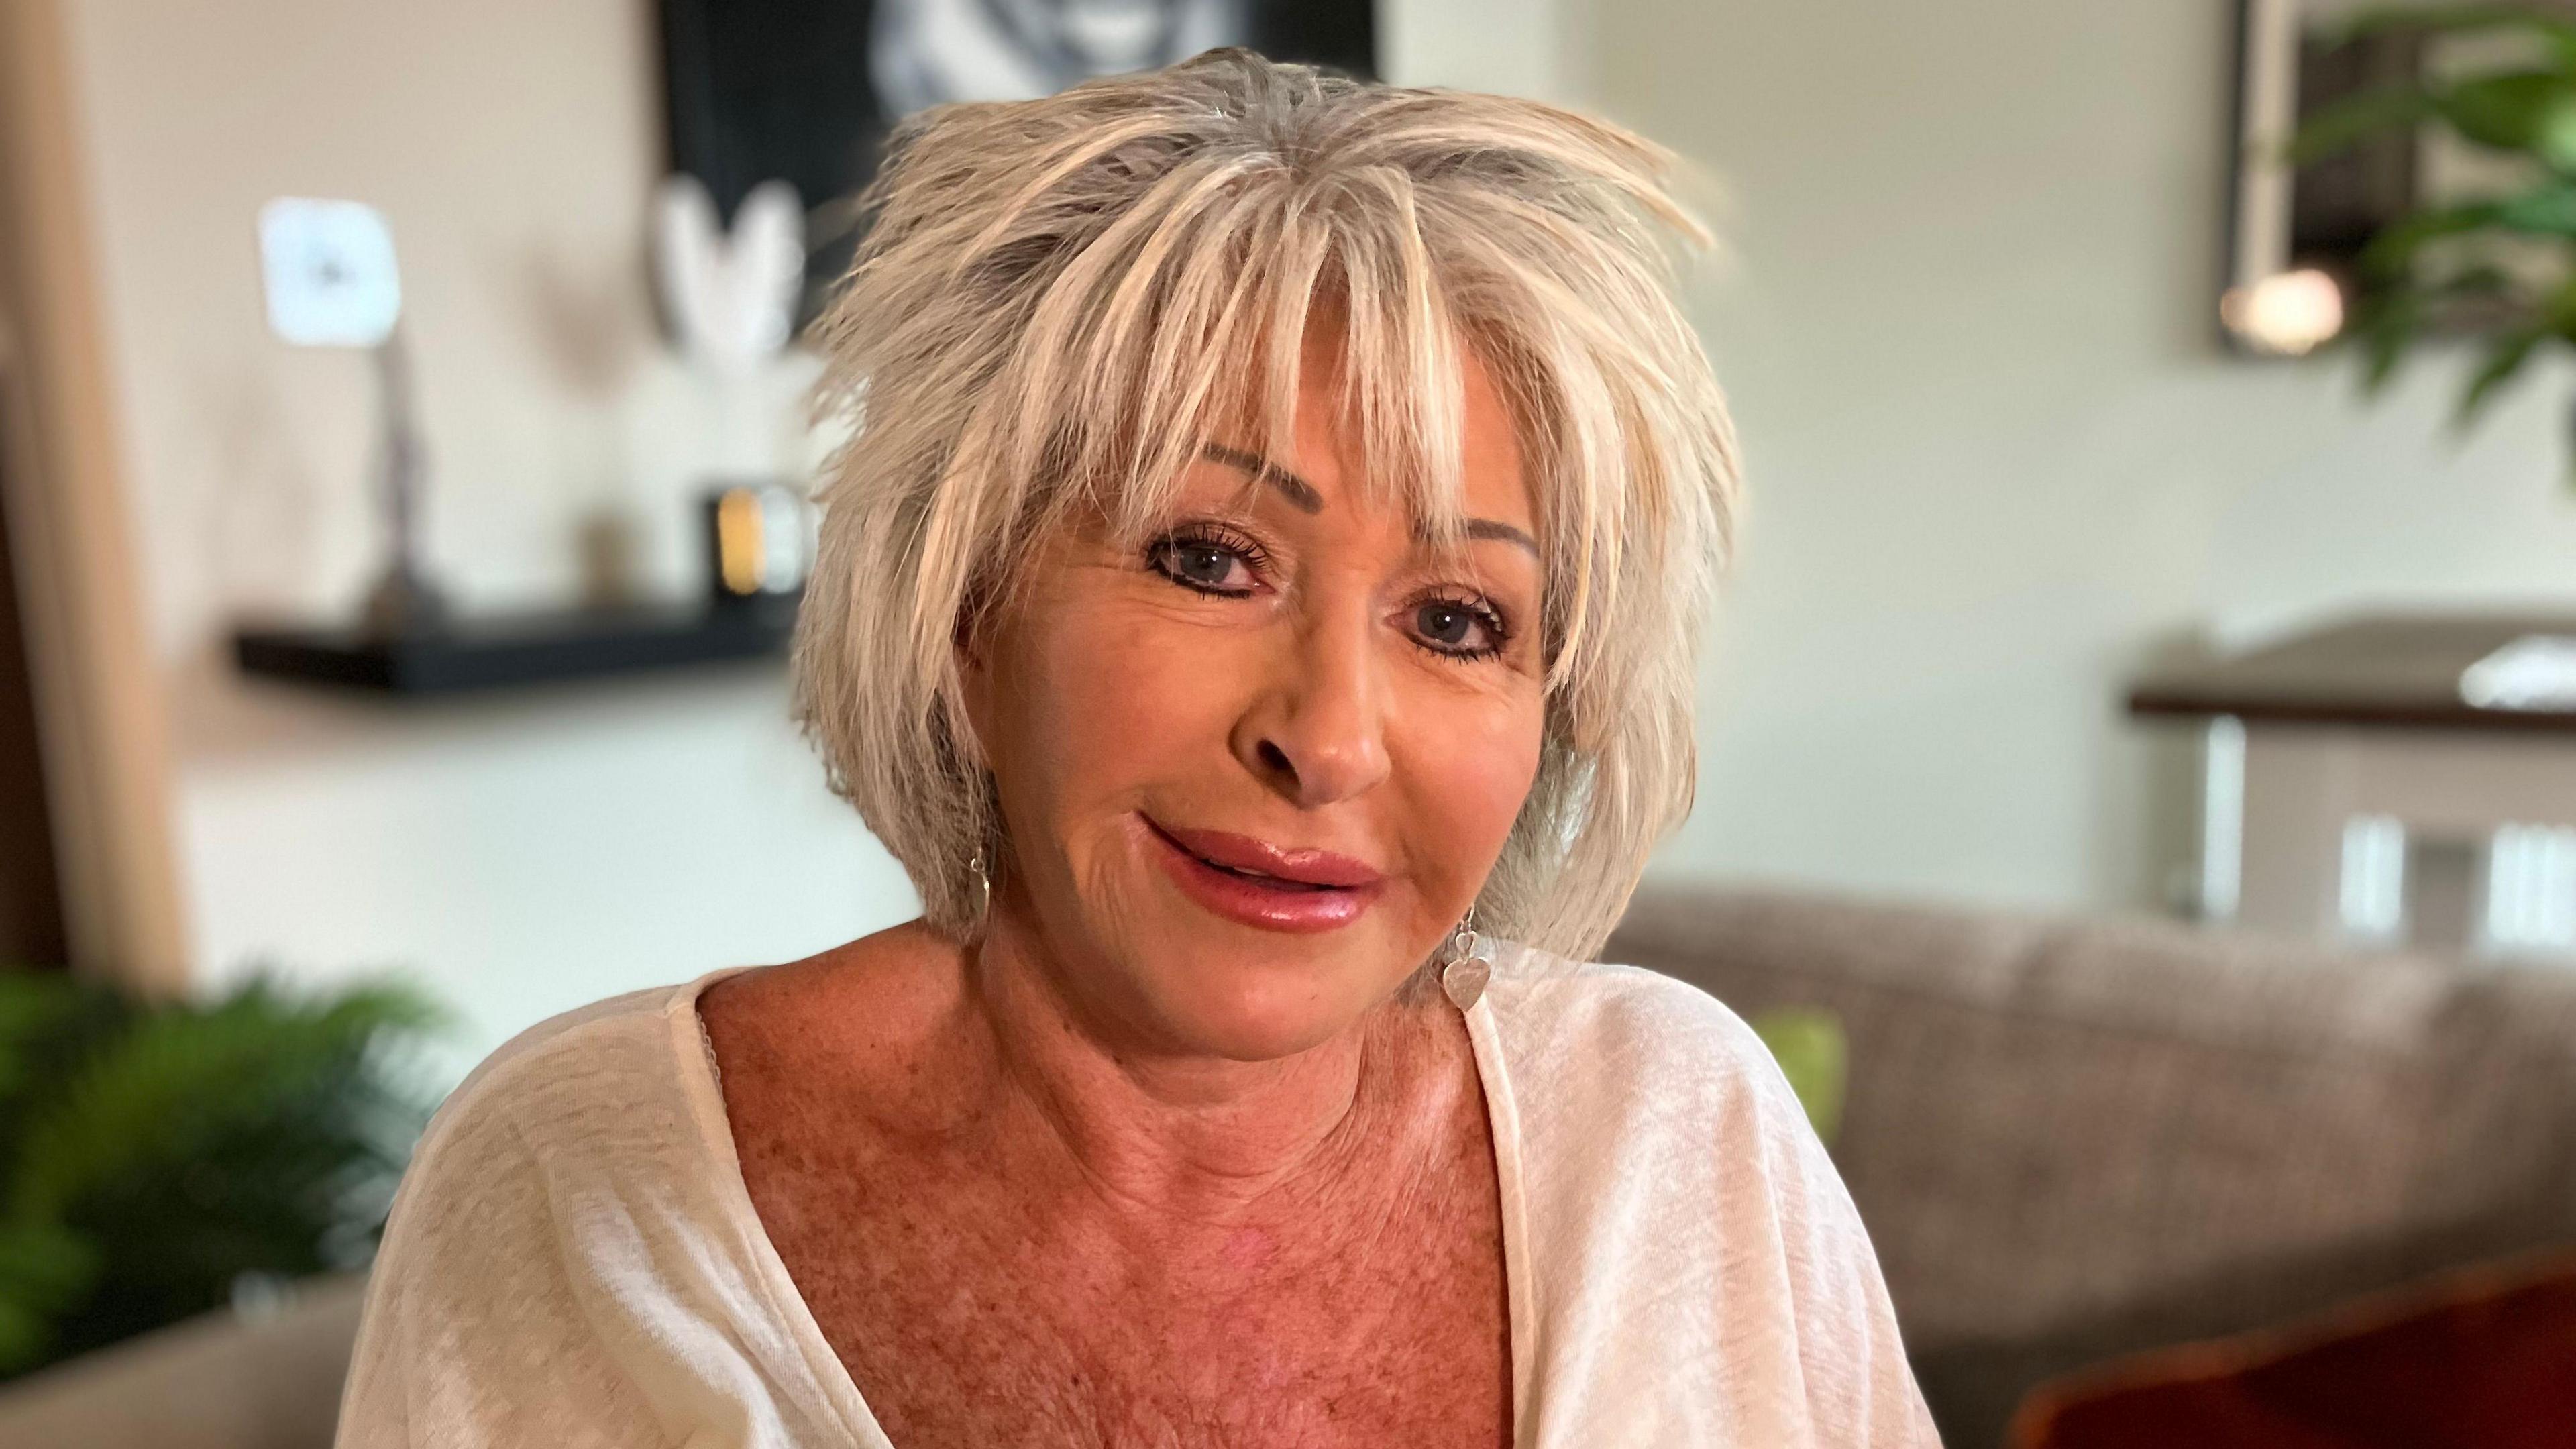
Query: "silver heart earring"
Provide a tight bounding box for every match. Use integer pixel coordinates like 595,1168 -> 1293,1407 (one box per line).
1441,905 -> 1493,1010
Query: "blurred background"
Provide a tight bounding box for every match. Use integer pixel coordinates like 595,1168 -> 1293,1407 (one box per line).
5,1 -> 2576,1445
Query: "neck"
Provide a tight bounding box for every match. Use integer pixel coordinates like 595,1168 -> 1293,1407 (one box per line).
957,900 -> 1411,1228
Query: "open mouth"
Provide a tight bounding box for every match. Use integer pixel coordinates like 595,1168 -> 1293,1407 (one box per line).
1144,818 -> 1340,890
1138,815 -> 1382,933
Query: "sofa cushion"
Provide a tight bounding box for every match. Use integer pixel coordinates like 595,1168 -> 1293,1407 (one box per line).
2010,1250 -> 2576,1448
1608,885 -> 2576,1446
0,1275 -> 363,1449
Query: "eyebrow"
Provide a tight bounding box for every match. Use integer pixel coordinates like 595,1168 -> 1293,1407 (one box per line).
1200,443 -> 1322,512
1198,442 -> 1541,559
1464,518 -> 1542,556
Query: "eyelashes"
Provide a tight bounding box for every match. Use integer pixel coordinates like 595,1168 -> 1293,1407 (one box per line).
1407,594 -> 1511,660
1144,523 -> 1270,597
1142,521 -> 1515,662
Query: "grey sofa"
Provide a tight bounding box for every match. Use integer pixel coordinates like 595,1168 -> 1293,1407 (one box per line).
1609,885 -> 2576,1449
13,887 -> 2576,1448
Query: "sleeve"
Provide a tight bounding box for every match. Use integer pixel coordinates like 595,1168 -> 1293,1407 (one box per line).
1734,1030 -> 1941,1446
334,1079 -> 667,1448
1509,963 -> 1941,1447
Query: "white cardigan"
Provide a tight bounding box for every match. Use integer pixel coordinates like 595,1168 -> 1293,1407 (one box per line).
336,945 -> 1937,1447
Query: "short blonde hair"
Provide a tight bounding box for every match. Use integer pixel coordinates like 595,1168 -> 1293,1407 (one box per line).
798,48 -> 1737,961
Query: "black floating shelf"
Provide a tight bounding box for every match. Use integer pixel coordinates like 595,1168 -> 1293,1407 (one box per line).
233,595 -> 799,695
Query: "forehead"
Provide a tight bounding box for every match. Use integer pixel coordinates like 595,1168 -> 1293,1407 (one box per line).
1251,322 -> 1534,531
1079,299 -> 1549,564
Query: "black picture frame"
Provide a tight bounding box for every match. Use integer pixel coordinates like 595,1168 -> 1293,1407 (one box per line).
2220,0 -> 2576,355
655,1 -> 1378,323
2222,0 -> 2424,355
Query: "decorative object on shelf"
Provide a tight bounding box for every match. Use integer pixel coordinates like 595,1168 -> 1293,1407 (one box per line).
234,195 -> 802,699
702,480 -> 812,604
256,197 -> 448,634
0,968 -> 441,1379
655,0 -> 1378,319
653,175 -> 813,606
233,595 -> 797,696
653,173 -> 806,490
652,174 -> 804,378
2237,5 -> 2576,460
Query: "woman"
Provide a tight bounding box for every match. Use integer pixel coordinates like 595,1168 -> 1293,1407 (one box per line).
339,50 -> 1935,1448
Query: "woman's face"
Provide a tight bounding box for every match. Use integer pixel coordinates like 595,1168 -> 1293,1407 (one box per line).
963,338 -> 1547,1062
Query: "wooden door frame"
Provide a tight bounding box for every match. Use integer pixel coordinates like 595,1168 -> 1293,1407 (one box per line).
0,393 -> 70,967
0,0 -> 189,992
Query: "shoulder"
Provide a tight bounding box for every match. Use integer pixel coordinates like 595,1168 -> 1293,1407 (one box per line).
341,979 -> 744,1442
1479,941 -> 1832,1225
374,977 -> 740,1277
409,979 -> 716,1180
1481,944 -> 1939,1441
1481,941 -> 1802,1136
1486,940 -> 1764,1042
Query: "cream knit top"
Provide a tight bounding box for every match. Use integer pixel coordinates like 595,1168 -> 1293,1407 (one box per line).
336,944 -> 1937,1447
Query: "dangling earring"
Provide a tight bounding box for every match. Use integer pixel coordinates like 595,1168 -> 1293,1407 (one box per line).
968,849 -> 991,926
1441,904 -> 1493,1010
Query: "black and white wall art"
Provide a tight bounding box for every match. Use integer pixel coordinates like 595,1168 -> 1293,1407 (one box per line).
658,0 -> 1377,321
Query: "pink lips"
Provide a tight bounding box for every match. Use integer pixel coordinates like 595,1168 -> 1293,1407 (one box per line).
1142,816 -> 1385,933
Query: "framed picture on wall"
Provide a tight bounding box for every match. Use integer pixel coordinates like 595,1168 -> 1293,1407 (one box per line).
2222,0 -> 2576,356
657,0 -> 1377,323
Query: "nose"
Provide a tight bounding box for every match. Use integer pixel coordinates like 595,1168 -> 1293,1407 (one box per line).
1234,598 -> 1391,809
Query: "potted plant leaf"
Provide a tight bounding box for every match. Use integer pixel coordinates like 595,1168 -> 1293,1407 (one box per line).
0,969 -> 441,1381
2292,5 -> 2576,447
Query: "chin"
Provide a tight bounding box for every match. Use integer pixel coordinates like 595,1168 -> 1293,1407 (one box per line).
1129,934 -> 1399,1062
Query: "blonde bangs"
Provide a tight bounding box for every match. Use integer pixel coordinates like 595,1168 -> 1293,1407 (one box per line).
799,49 -> 1737,959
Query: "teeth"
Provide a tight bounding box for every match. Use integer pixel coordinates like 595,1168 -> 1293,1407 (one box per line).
1175,837 -> 1336,890
1195,852 -> 1273,880
1209,857 -> 1319,888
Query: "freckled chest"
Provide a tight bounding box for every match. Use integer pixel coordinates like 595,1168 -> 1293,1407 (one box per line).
716,1022 -> 1513,1449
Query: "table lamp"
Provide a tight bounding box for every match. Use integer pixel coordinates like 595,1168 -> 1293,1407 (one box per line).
256,197 -> 447,636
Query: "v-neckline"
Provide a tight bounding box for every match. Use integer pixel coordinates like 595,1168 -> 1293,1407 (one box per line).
667,961 -> 1538,1448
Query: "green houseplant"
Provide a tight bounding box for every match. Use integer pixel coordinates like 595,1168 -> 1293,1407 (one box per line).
1750,1007 -> 1848,1145
2294,5 -> 2576,435
0,969 -> 439,1380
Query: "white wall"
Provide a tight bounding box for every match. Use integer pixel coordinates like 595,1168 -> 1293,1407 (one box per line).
60,0 -> 911,1065
56,0 -> 1572,1064
1581,0 -> 2576,913
66,0 -> 2576,1063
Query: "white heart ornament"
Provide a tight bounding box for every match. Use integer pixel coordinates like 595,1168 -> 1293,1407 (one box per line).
653,174 -> 806,376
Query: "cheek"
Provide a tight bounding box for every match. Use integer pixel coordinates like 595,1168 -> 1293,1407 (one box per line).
1389,684 -> 1546,902
983,584 -> 1246,829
